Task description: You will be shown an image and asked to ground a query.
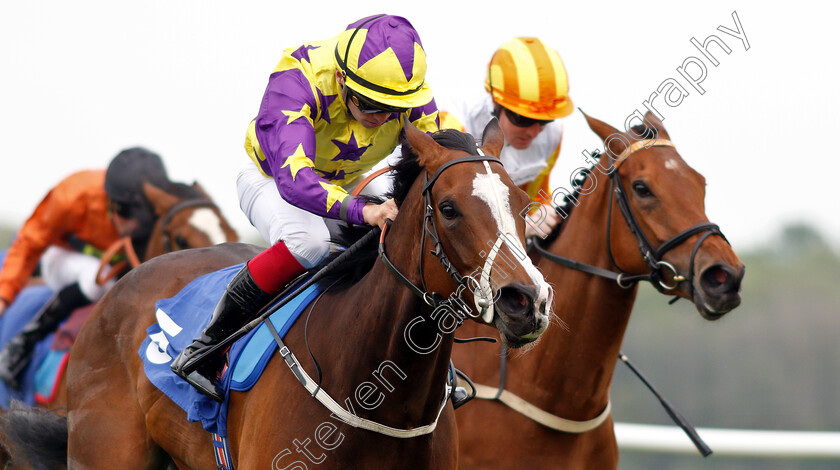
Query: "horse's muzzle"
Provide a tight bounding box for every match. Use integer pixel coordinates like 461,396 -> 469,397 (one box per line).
694,263 -> 745,319
493,283 -> 548,347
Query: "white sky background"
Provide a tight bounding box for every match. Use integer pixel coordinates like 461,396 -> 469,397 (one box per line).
1,1 -> 837,251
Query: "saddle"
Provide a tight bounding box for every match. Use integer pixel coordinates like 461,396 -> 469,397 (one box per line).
138,263 -> 321,436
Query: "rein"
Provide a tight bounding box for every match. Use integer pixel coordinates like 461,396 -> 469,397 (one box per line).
94,237 -> 141,286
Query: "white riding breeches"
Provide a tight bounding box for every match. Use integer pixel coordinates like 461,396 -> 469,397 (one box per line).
235,156 -> 390,269
39,246 -> 115,301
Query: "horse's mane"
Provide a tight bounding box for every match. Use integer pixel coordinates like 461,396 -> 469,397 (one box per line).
539,124 -> 657,246
317,129 -> 480,290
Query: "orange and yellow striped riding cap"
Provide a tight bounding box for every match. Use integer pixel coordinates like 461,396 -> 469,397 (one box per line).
485,37 -> 573,121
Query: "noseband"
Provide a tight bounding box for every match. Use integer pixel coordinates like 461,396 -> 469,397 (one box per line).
535,139 -> 729,295
159,198 -> 219,252
379,153 -> 503,319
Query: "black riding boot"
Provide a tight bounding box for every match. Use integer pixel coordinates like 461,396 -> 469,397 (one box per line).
170,264 -> 272,402
0,283 -> 90,390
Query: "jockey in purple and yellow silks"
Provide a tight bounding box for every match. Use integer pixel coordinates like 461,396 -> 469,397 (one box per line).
172,14 -> 440,402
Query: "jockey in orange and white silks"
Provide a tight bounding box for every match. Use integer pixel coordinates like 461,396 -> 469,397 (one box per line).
439,37 -> 573,238
0,148 -> 170,313
0,170 -> 120,311
172,14 -> 440,402
0,147 -> 172,389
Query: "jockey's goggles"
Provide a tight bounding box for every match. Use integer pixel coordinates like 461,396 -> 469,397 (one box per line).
346,87 -> 408,114
108,199 -> 136,218
503,107 -> 553,128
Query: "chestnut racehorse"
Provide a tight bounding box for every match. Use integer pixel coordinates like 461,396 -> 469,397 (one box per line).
0,179 -> 238,469
1,121 -> 552,469
452,112 -> 745,469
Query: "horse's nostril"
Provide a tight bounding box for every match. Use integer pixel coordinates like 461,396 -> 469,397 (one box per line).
700,264 -> 739,294
539,299 -> 547,315
496,284 -> 536,317
704,267 -> 727,287
515,292 -> 528,307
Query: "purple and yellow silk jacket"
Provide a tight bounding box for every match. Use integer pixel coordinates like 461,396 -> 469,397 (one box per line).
245,35 -> 440,225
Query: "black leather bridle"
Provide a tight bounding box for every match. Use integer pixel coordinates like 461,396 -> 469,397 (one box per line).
533,139 -> 729,296
378,153 -> 503,317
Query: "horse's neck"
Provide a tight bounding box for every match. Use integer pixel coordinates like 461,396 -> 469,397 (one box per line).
528,185 -> 639,417
310,220 -> 454,427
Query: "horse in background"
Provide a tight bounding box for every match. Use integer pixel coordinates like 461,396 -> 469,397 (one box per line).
0,179 -> 238,468
1,121 -> 552,469
452,111 -> 744,469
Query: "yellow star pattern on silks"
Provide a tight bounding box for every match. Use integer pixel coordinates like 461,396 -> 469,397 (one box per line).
320,181 -> 349,213
280,144 -> 314,181
282,103 -> 314,126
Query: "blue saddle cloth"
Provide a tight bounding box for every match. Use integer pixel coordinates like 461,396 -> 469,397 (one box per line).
0,250 -> 59,408
0,285 -> 56,408
138,263 -> 321,437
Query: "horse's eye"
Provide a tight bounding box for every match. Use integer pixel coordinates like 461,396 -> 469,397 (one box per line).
438,201 -> 459,220
174,235 -> 189,249
632,181 -> 653,198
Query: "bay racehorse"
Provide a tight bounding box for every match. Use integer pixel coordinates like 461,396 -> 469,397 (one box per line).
1,120 -> 552,469
452,111 -> 745,469
0,179 -> 238,469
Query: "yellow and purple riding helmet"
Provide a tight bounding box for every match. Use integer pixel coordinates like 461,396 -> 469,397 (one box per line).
335,15 -> 433,110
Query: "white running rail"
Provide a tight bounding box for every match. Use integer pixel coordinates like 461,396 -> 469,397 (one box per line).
615,423 -> 840,458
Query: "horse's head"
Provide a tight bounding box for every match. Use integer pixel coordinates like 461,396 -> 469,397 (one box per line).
582,111 -> 744,319
394,120 -> 553,347
142,181 -> 238,259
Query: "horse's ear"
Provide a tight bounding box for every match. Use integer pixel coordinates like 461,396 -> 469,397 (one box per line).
643,111 -> 671,140
191,181 -> 210,199
580,109 -> 629,159
404,119 -> 445,170
480,117 -> 504,157
143,182 -> 178,216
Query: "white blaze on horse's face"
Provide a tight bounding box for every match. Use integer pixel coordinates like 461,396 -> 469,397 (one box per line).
188,208 -> 228,245
470,161 -> 552,333
664,158 -> 681,172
